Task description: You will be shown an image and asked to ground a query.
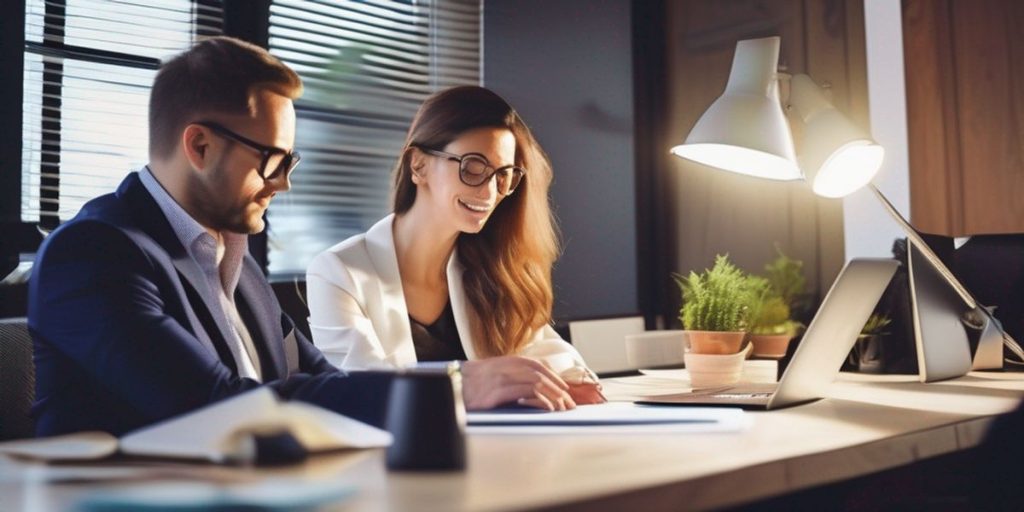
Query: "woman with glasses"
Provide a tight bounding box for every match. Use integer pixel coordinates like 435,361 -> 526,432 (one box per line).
306,86 -> 603,411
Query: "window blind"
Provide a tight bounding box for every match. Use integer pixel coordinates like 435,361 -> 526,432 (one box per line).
21,0 -> 222,226
266,0 -> 482,276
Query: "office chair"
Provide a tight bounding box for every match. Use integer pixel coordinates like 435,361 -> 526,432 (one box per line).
271,279 -> 313,341
567,316 -> 646,375
0,318 -> 34,440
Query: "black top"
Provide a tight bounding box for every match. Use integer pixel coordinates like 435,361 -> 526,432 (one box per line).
409,301 -> 467,362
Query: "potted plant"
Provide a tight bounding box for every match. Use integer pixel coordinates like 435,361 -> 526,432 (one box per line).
674,254 -> 752,355
746,277 -> 800,358
746,249 -> 807,358
848,313 -> 892,373
764,247 -> 809,317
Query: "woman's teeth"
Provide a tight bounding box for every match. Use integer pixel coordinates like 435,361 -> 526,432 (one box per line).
459,199 -> 490,212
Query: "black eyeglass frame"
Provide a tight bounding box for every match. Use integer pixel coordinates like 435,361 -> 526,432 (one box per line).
412,145 -> 526,195
194,121 -> 301,182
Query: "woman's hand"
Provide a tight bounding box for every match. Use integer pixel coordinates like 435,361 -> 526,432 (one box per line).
567,382 -> 606,405
558,366 -> 606,405
460,356 -> 577,411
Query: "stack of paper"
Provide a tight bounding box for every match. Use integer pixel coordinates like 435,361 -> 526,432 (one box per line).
466,402 -> 750,434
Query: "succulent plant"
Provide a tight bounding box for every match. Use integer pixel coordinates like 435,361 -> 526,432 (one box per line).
861,313 -> 893,337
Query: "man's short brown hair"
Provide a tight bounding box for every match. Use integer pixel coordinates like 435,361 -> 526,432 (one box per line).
148,36 -> 303,159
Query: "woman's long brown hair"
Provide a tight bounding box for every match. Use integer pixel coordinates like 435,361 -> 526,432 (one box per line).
392,86 -> 559,357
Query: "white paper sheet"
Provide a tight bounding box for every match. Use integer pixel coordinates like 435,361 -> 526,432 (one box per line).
466,402 -> 750,435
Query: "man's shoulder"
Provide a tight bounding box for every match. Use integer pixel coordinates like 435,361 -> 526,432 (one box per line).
39,188 -> 165,264
61,191 -> 141,234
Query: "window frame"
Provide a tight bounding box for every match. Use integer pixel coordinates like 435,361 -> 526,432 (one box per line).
0,0 -> 35,272
0,0 -> 263,274
1,0 -> 481,280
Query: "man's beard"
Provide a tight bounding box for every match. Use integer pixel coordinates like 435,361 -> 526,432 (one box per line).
189,165 -> 264,234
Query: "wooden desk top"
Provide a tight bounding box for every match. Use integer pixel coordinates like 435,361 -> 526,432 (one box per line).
4,372 -> 1023,511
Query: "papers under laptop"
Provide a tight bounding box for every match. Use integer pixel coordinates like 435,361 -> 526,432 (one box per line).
636,258 -> 899,410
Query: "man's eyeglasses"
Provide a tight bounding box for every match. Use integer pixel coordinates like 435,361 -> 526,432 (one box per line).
413,145 -> 525,196
194,121 -> 301,182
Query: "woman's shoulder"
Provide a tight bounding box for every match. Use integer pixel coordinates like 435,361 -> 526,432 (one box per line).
307,215 -> 395,279
308,232 -> 371,271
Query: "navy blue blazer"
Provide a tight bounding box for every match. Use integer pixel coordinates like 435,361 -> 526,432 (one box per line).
29,172 -> 389,436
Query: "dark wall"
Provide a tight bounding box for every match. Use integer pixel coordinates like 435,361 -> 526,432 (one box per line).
484,0 -> 638,321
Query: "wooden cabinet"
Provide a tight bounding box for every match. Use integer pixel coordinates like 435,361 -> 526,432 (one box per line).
903,0 -> 1024,236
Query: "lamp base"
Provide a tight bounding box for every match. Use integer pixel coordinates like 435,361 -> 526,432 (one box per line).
969,308 -> 1006,370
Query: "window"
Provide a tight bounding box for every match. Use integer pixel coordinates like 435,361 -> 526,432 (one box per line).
266,0 -> 482,276
20,0 -> 222,229
12,0 -> 482,279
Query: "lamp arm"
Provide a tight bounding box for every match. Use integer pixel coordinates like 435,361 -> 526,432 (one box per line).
867,183 -> 976,308
868,184 -> 1024,361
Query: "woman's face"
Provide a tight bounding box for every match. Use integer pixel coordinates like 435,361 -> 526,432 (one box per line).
413,126 -> 516,234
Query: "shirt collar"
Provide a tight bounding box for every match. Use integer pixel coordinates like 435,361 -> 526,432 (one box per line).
138,166 -> 249,295
138,165 -> 212,253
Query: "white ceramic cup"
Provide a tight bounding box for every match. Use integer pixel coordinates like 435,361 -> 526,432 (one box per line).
683,344 -> 750,388
624,330 -> 687,369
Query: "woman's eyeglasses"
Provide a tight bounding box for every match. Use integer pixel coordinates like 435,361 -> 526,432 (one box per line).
194,121 -> 301,182
413,146 -> 525,196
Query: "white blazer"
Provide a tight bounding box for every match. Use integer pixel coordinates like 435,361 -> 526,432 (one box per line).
306,214 -> 592,377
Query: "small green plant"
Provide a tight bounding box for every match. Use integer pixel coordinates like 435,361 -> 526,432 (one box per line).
860,313 -> 892,337
746,275 -> 800,336
750,247 -> 810,336
764,247 -> 807,310
674,254 -> 753,332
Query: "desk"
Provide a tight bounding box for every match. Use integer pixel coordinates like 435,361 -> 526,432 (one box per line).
3,372 -> 1023,511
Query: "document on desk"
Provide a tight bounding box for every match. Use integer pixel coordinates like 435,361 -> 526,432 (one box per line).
0,388 -> 391,463
467,402 -> 750,435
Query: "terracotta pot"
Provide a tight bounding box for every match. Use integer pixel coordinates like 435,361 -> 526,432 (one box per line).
749,334 -> 793,359
685,330 -> 746,355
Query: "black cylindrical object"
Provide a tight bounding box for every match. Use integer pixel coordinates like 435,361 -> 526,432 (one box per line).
385,368 -> 466,471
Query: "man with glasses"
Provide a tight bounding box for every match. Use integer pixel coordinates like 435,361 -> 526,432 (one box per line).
28,37 -> 388,437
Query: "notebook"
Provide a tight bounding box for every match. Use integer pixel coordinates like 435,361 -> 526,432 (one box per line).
0,388 -> 392,463
636,258 -> 898,410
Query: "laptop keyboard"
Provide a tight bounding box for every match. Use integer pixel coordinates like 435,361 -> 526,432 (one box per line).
710,392 -> 774,399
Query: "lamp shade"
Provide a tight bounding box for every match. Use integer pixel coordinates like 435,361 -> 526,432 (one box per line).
788,74 -> 884,198
671,36 -> 801,181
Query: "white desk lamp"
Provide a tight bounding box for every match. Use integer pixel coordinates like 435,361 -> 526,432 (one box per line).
670,36 -> 1017,380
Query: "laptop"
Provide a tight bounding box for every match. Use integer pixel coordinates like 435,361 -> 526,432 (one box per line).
636,258 -> 898,410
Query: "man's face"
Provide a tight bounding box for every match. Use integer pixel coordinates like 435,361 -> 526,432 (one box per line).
191,89 -> 296,234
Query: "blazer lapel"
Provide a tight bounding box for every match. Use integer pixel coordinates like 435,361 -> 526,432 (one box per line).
167,253 -> 241,373
234,257 -> 287,380
364,214 -> 417,366
446,249 -> 479,360
118,172 -> 239,371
